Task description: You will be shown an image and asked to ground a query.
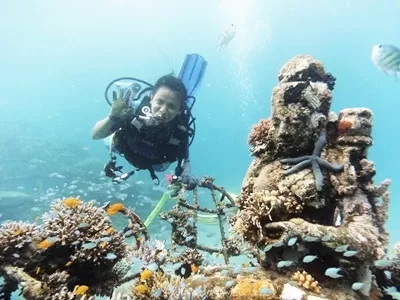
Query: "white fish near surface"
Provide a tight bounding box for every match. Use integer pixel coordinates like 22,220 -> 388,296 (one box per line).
371,44 -> 400,78
216,24 -> 236,51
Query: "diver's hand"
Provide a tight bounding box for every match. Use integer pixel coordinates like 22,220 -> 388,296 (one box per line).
109,88 -> 134,123
180,171 -> 199,190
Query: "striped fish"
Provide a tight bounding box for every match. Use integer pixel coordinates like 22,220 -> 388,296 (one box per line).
372,44 -> 400,79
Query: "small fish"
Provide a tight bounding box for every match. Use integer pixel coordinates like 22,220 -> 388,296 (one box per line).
216,24 -> 237,51
152,288 -> 162,298
343,250 -> 359,257
105,252 -> 117,260
277,260 -> 294,268
97,237 -> 111,242
304,236 -> 320,242
303,255 -> 318,263
77,222 -> 90,228
352,282 -> 364,291
225,280 -> 235,288
273,240 -> 284,247
325,267 -> 343,278
372,44 -> 400,78
106,203 -> 125,216
81,242 -> 97,249
374,259 -> 397,267
140,269 -> 153,280
263,244 -> 273,252
65,261 -> 73,267
287,237 -> 297,246
321,234 -> 331,242
335,244 -> 349,252
185,236 -> 194,242
74,285 -> 89,295
63,197 -> 81,207
259,287 -> 274,295
384,270 -> 392,280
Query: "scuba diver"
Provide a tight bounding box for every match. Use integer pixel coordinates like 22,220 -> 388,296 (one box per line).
91,54 -> 207,190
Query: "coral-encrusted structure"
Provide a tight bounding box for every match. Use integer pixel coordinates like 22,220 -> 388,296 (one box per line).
231,55 -> 392,299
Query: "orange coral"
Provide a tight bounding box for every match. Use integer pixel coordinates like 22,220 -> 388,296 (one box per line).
248,118 -> 271,147
337,119 -> 352,134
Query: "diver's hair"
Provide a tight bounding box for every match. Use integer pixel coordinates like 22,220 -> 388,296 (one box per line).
152,74 -> 188,108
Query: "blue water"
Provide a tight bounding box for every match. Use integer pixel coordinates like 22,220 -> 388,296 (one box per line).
1,0 -> 399,248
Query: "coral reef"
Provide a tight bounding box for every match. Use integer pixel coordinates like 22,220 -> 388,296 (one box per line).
1,55 -> 398,300
0,197 -> 146,299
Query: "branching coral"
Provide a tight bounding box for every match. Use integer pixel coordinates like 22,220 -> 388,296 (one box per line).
0,198 -> 137,299
41,199 -> 127,265
0,221 -> 40,263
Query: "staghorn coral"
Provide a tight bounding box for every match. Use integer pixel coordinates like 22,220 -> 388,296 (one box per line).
41,199 -> 126,265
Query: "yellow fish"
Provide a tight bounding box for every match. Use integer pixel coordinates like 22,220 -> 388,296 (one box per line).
74,285 -> 89,295
63,197 -> 81,208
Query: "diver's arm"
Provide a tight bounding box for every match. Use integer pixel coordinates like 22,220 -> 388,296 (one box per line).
91,116 -> 119,140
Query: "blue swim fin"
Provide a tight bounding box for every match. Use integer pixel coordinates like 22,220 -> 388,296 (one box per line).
178,54 -> 208,97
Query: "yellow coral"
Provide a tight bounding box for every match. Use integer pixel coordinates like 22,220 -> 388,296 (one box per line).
292,270 -> 320,294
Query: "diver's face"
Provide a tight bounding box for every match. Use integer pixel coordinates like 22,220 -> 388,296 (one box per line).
150,86 -> 182,123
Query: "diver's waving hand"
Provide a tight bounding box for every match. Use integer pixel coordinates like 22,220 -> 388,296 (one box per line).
109,88 -> 134,123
